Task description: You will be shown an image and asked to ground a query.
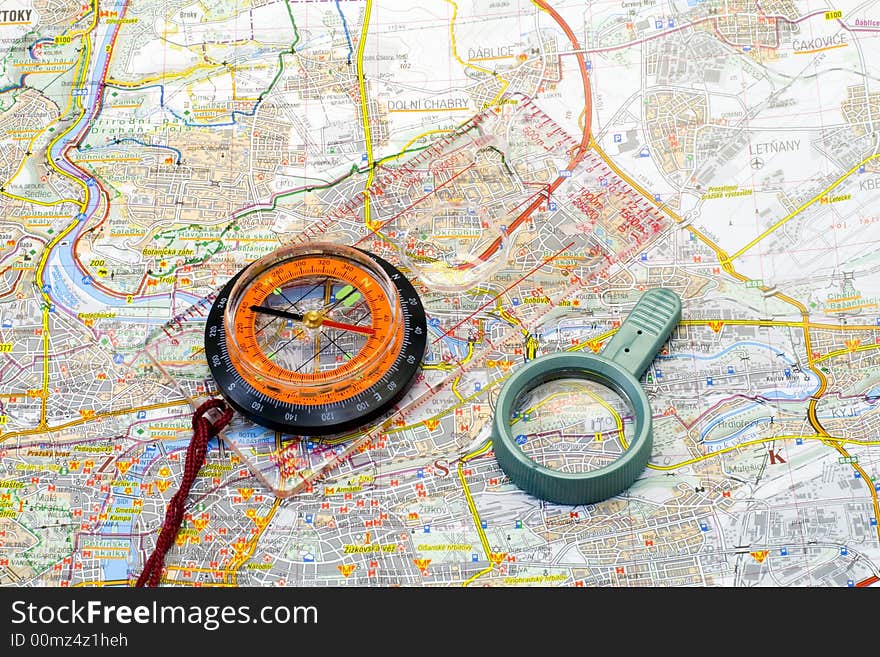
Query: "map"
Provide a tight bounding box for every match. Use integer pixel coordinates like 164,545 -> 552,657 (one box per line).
1,0 -> 879,588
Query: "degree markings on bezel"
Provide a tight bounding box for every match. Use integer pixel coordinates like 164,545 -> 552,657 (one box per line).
205,247 -> 427,436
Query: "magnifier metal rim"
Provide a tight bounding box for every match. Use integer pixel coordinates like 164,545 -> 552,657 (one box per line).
492,351 -> 652,506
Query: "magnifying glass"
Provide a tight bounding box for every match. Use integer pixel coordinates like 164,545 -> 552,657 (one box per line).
491,288 -> 681,505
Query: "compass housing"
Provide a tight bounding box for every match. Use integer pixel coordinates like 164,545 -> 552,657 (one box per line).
205,244 -> 427,436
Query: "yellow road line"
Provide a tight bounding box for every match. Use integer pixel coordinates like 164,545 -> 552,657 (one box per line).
826,441 -> 880,543
29,11 -> 109,427
35,214 -> 89,426
2,5 -> 101,204
794,43 -> 848,54
444,0 -> 509,108
567,328 -> 616,352
726,153 -> 880,262
0,399 -> 198,443
165,565 -> 234,575
814,342 -> 880,363
397,130 -> 452,156
586,138 -> 877,526
73,579 -> 131,587
0,190 -> 80,208
356,0 -> 376,227
451,376 -> 465,402
459,441 -> 494,586
648,434 -> 880,471
589,137 -> 731,261
678,318 -> 880,332
106,62 -> 223,88
587,389 -> 626,448
826,302 -> 878,313
511,388 -> 627,449
226,497 -> 282,585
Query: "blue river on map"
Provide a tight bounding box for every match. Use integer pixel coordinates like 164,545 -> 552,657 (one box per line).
660,340 -> 821,400
656,340 -> 822,443
42,0 -> 203,322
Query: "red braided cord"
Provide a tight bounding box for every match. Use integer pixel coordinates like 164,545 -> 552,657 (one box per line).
135,399 -> 233,587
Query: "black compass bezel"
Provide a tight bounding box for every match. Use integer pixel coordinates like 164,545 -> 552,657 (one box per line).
204,249 -> 428,437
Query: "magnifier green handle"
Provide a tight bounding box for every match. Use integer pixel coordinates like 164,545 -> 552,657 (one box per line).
602,288 -> 682,378
490,288 -> 681,506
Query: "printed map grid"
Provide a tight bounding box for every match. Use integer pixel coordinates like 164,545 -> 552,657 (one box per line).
0,0 -> 878,587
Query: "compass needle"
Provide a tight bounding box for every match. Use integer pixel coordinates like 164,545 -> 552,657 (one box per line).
249,305 -> 304,322
320,319 -> 375,335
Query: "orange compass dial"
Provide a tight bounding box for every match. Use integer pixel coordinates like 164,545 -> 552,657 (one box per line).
205,243 -> 427,435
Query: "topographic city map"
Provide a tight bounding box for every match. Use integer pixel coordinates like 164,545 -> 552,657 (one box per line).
0,0 -> 879,588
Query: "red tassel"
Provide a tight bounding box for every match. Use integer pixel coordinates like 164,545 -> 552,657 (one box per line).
135,399 -> 233,587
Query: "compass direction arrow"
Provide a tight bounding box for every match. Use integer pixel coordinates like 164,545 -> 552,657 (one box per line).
251,305 -> 374,335
250,305 -> 304,322
320,318 -> 375,335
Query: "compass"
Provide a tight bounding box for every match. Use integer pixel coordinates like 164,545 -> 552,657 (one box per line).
204,243 -> 427,435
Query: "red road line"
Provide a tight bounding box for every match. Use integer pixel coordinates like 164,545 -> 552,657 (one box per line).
535,0 -> 593,158
856,575 -> 879,587
467,0 -> 593,266
0,267 -> 23,300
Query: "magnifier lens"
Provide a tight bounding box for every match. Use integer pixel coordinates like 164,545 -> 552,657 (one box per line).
509,377 -> 636,474
400,212 -> 508,292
